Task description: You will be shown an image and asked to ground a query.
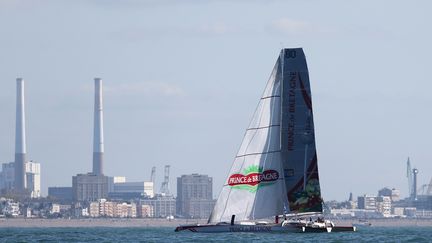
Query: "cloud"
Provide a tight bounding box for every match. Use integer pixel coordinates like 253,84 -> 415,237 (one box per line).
267,18 -> 334,36
197,23 -> 236,35
82,81 -> 186,97
271,18 -> 310,33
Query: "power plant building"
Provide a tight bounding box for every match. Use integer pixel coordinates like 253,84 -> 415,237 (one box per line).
111,181 -> 154,198
73,173 -> 109,202
48,187 -> 73,202
72,78 -> 109,202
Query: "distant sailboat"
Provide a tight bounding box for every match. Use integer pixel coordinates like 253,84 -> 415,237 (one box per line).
175,48 -> 355,233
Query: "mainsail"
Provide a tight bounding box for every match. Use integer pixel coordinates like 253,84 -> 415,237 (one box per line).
208,48 -> 322,223
280,48 -> 323,214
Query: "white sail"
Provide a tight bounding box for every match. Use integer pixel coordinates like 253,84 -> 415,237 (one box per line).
209,56 -> 289,223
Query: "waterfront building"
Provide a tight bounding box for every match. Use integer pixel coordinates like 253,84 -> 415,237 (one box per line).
137,204 -> 154,217
25,207 -> 32,218
405,207 -> 416,217
0,162 -> 15,192
113,181 -> 154,198
416,209 -> 432,218
182,198 -> 216,219
378,187 -> 400,202
115,202 -> 137,218
140,195 -> 176,218
88,199 -> 137,218
107,179 -> 154,200
89,201 -> 99,217
144,182 -> 154,198
3,200 -> 20,217
48,187 -> 73,202
99,199 -> 115,217
25,161 -> 41,198
177,174 -> 214,218
412,195 -> 432,210
0,161 -> 41,198
378,187 -> 392,197
113,176 -> 126,183
108,176 -> 126,192
391,188 -> 401,202
357,195 -> 377,210
72,173 -> 109,202
50,204 -> 61,214
376,196 -> 392,217
392,207 -> 404,216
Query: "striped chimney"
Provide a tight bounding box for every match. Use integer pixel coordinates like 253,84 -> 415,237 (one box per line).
92,78 -> 104,175
14,78 -> 27,191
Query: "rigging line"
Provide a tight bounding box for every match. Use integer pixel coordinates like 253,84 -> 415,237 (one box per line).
235,150 -> 281,158
261,95 -> 281,100
246,124 -> 280,131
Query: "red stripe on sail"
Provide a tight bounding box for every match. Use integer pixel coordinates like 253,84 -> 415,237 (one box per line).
298,74 -> 312,110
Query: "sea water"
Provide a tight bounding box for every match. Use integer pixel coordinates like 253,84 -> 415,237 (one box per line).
1,227 -> 431,242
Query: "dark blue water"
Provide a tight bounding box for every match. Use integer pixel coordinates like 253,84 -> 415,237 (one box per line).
0,227 -> 431,242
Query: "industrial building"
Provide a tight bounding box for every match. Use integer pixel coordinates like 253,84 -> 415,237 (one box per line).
106,176 -> 154,200
48,187 -> 73,202
176,174 -> 215,218
110,181 -> 154,198
0,79 -> 41,198
404,159 -> 432,211
72,78 -> 109,202
72,173 -> 109,201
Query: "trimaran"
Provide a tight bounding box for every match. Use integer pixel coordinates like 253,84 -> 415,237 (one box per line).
175,48 -> 356,233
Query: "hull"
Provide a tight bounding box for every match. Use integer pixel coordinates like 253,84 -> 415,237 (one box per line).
175,224 -> 304,233
303,226 -> 331,233
331,226 -> 356,232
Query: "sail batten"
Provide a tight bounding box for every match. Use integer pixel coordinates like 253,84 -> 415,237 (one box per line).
209,48 -> 322,223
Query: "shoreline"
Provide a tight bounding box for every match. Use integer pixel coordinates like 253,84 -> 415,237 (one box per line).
1,218 -> 432,228
0,218 -> 207,228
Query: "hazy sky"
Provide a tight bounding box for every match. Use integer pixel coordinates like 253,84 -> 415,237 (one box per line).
0,0 -> 431,201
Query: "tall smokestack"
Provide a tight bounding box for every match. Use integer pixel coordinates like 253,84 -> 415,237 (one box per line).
92,78 -> 104,175
14,78 -> 26,191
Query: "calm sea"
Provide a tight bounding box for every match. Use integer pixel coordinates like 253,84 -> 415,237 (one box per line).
1,227 -> 431,242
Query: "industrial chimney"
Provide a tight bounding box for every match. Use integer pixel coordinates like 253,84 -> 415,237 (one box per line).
92,78 -> 104,175
14,78 -> 26,191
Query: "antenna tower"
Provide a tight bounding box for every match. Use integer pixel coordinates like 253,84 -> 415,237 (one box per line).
150,166 -> 156,184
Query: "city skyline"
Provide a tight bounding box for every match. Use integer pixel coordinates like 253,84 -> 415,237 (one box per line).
1,1 -> 432,201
